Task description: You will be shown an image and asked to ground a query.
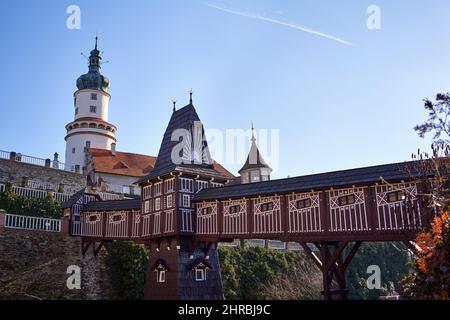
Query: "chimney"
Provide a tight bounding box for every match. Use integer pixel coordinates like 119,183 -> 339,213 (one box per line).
111,143 -> 116,155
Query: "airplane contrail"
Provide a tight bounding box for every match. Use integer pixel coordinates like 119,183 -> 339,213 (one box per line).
206,3 -> 354,46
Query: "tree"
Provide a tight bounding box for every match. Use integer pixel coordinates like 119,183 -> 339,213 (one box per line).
218,245 -> 321,300
401,93 -> 450,299
346,242 -> 412,300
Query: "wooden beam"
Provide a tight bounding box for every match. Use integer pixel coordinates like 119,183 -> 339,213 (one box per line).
343,241 -> 362,271
94,241 -> 104,256
324,241 -> 348,272
403,241 -> 419,255
299,242 -> 322,271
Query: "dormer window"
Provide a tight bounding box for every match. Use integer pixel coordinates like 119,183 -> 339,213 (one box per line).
157,270 -> 166,283
152,259 -> 169,284
195,268 -> 206,281
189,259 -> 212,282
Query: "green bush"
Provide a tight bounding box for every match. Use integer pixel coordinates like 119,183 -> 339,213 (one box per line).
218,245 -> 306,300
0,182 -> 62,219
105,241 -> 149,300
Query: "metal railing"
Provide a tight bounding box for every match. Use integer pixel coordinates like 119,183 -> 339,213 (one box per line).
0,150 -> 9,160
0,149 -> 76,174
105,183 -> 141,196
26,180 -> 80,195
5,213 -> 61,232
0,184 -> 73,203
98,192 -> 123,201
27,180 -> 58,191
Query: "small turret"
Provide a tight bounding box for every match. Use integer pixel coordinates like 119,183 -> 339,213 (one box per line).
238,125 -> 272,184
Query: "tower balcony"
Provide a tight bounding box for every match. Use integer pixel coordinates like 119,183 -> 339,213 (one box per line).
64,118 -> 117,141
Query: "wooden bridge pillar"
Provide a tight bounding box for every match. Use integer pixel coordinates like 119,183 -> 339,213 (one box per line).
300,241 -> 361,300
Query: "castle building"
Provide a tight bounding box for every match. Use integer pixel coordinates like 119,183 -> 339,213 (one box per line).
64,39 -> 234,196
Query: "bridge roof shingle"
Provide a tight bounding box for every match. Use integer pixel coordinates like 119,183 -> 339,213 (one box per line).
194,161 -> 429,201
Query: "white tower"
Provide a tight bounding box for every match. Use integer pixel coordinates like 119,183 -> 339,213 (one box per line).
65,38 -> 117,173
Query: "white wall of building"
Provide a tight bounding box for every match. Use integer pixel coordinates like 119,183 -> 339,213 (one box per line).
65,132 -> 116,172
74,89 -> 110,121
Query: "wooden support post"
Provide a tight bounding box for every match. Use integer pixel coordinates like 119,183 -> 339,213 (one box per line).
300,241 -> 362,300
81,240 -> 92,256
94,241 -> 104,257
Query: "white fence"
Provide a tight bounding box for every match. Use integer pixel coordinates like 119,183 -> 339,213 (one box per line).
105,183 -> 141,196
0,184 -> 73,203
26,180 -> 79,195
27,180 -> 58,191
4,213 -> 61,232
98,192 -> 123,201
0,149 -> 76,173
0,150 -> 9,160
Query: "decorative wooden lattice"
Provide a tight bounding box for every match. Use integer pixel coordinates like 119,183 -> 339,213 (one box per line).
287,192 -> 322,233
82,212 -> 103,237
196,202 -> 218,235
131,211 -> 141,238
106,211 -> 129,238
375,183 -> 422,231
164,210 -> 174,233
328,188 -> 369,232
253,196 -> 282,234
180,209 -> 194,233
223,199 -> 248,235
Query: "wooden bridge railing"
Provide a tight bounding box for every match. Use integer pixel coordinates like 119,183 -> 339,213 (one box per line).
76,182 -> 426,243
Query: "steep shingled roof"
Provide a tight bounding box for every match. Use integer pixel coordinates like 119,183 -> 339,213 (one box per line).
195,161 -> 429,201
238,135 -> 272,174
137,104 -> 234,183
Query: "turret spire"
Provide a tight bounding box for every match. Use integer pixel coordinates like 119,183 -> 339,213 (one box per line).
251,122 -> 256,142
95,36 -> 98,50
189,89 -> 193,105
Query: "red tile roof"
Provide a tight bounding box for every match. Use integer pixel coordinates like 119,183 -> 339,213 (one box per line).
90,148 -> 156,177
90,148 -> 235,179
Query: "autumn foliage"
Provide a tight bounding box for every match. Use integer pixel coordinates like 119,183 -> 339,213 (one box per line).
402,93 -> 450,299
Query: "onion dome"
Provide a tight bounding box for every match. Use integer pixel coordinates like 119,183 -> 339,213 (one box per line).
76,37 -> 110,92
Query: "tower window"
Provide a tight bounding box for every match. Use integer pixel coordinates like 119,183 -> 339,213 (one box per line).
91,93 -> 97,100
90,106 -> 97,113
155,198 -> 161,211
75,108 -> 78,115
72,148 -> 76,154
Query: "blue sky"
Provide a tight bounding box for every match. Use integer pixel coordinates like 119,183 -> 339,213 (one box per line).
0,0 -> 449,179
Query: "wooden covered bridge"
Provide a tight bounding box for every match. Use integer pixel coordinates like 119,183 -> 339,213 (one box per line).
63,100 -> 432,300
